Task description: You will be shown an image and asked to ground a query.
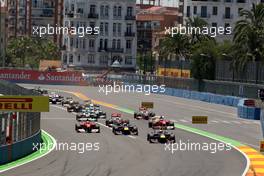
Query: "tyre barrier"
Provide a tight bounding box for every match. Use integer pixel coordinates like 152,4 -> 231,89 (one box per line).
237,99 -> 260,120
0,130 -> 41,165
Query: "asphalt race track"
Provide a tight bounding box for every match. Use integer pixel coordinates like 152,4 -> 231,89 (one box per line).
3,84 -> 258,176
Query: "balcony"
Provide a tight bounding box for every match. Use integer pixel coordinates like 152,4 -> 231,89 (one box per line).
125,15 -> 136,20
223,14 -> 233,19
65,12 -> 74,18
125,32 -> 135,37
98,47 -> 108,52
88,13 -> 99,19
108,48 -> 124,53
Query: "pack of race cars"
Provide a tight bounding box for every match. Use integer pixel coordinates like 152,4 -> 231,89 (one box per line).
41,88 -> 176,144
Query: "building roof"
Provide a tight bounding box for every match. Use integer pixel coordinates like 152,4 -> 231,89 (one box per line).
39,60 -> 61,71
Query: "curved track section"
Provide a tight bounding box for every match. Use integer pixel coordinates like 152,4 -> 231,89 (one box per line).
2,84 -> 251,176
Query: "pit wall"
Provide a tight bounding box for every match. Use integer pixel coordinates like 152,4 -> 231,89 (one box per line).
0,130 -> 41,165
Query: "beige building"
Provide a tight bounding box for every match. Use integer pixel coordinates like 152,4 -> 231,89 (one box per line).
0,6 -> 6,66
6,0 -> 64,46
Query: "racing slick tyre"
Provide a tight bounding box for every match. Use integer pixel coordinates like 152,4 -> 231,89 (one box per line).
148,122 -> 152,128
75,125 -> 80,133
134,113 -> 137,119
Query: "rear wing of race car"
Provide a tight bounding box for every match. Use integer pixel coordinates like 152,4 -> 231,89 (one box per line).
111,113 -> 121,117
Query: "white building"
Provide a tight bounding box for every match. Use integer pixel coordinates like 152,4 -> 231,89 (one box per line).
180,0 -> 264,40
62,0 -> 137,70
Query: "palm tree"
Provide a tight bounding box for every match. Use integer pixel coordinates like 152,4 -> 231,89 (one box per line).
185,17 -> 212,44
233,3 -> 264,83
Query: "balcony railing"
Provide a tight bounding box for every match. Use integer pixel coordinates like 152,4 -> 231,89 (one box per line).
125,15 -> 136,20
125,32 -> 135,37
88,13 -> 99,19
223,14 -> 233,19
108,48 -> 124,53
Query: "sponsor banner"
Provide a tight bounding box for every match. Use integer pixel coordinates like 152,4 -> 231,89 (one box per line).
0,69 -> 87,85
141,102 -> 154,109
157,68 -> 191,78
0,96 -> 49,112
192,116 -> 208,124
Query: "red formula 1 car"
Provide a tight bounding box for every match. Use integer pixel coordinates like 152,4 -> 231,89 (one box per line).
134,107 -> 155,120
148,116 -> 175,130
75,120 -> 100,133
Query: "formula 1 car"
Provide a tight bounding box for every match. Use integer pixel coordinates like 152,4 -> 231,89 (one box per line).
49,93 -> 63,104
147,130 -> 175,143
93,105 -> 106,119
67,101 -> 82,112
61,97 -> 74,107
105,113 -> 129,127
76,110 -> 98,121
134,107 -> 155,120
148,116 -> 175,130
75,120 -> 100,133
33,87 -> 48,95
112,123 -> 138,135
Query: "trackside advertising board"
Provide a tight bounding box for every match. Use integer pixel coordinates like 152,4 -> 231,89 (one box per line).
0,69 -> 87,85
0,96 -> 49,112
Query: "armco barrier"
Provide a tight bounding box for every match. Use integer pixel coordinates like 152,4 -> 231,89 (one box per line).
0,130 -> 41,165
237,99 -> 260,120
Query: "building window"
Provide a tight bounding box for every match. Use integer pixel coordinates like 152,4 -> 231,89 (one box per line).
88,55 -> 95,64
89,39 -> 95,48
63,54 -> 67,64
100,39 -> 103,49
105,5 -> 109,16
212,6 -> 217,15
83,39 -> 86,49
225,7 -> 231,19
193,6 -> 197,15
201,6 -> 207,18
127,7 -> 133,16
69,54 -> 73,63
70,38 -> 73,47
104,39 -> 108,49
113,23 -> 116,35
105,22 -> 109,35
126,40 -> 131,49
113,6 -> 117,17
76,38 -> 79,48
100,23 -> 104,35
125,56 -> 132,65
187,6 -> 190,17
118,23 -> 122,36
90,5 -> 96,14
77,54 -> 81,62
117,39 -> 121,49
100,5 -> 104,17
112,39 -> 116,48
100,56 -> 108,65
126,23 -> 132,33
118,6 -> 122,17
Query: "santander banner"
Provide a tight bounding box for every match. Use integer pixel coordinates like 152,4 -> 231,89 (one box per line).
0,69 -> 87,85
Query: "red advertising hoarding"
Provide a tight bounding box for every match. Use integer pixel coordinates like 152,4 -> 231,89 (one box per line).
0,69 -> 87,85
